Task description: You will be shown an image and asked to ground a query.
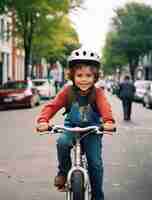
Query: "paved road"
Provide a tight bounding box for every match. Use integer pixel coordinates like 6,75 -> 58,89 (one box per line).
0,94 -> 152,200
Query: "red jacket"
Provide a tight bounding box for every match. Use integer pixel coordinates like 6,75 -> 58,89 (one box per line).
37,85 -> 115,124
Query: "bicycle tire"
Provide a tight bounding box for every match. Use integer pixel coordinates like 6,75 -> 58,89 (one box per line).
71,170 -> 85,200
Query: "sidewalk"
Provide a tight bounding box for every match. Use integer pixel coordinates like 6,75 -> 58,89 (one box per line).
103,93 -> 152,200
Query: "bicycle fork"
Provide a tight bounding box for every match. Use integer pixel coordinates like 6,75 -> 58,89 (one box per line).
66,139 -> 90,200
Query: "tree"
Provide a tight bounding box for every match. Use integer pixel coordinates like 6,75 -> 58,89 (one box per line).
102,31 -> 128,75
105,2 -> 152,80
0,0 -> 83,79
32,15 -> 80,68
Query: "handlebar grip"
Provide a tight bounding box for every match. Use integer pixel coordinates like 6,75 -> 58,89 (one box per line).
113,127 -> 117,132
99,126 -> 104,132
48,126 -> 53,131
48,125 -> 60,134
99,125 -> 117,132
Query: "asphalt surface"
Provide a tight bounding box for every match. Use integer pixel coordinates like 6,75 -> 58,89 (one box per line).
0,94 -> 152,200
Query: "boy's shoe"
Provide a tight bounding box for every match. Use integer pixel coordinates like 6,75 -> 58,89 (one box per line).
54,175 -> 66,189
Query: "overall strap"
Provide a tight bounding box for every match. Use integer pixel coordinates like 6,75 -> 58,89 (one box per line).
88,86 -> 96,105
63,85 -> 77,115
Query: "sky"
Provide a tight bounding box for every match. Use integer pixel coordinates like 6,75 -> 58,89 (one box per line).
70,0 -> 152,53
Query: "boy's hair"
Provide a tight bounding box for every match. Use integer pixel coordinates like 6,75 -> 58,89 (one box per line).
68,63 -> 100,83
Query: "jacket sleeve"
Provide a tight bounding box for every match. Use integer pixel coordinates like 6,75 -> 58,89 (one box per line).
36,85 -> 69,123
96,88 -> 115,123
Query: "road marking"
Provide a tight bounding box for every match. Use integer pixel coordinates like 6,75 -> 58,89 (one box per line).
0,168 -> 25,183
118,126 -> 152,131
112,183 -> 121,187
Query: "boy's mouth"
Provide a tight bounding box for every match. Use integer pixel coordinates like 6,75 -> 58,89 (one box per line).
79,82 -> 90,86
79,84 -> 90,89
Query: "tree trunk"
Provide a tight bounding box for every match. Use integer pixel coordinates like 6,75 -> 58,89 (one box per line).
23,13 -> 34,80
128,57 -> 139,81
129,63 -> 135,81
24,46 -> 30,80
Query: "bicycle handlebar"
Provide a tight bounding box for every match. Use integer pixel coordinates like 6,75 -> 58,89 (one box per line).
48,125 -> 116,135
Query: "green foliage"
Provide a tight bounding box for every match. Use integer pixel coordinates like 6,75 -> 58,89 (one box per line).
32,15 -> 80,67
102,2 -> 152,79
0,0 -> 11,13
113,2 -> 152,55
0,0 -> 83,79
102,31 -> 128,74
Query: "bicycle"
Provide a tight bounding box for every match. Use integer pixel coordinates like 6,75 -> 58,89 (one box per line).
43,124 -> 116,200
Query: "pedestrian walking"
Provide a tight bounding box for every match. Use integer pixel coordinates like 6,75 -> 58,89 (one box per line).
118,75 -> 136,121
36,48 -> 116,200
51,62 -> 63,94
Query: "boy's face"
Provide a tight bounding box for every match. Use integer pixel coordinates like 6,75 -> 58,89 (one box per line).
74,66 -> 95,91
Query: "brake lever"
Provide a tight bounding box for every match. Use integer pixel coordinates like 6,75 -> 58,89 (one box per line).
50,126 -> 64,134
48,126 -> 53,131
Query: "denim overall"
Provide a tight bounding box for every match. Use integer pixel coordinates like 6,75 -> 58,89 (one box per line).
56,95 -> 104,200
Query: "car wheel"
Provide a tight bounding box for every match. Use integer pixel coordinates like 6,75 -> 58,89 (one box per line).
29,97 -> 35,108
36,95 -> 41,106
145,102 -> 150,108
143,96 -> 150,108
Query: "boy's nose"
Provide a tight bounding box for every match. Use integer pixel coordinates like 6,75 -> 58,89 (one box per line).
81,77 -> 87,81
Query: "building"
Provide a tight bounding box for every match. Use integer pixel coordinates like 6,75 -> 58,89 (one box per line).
135,53 -> 152,81
11,11 -> 24,81
0,14 -> 12,84
0,13 -> 25,85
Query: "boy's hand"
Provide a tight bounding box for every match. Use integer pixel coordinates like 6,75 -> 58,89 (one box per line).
36,122 -> 49,133
103,122 -> 116,132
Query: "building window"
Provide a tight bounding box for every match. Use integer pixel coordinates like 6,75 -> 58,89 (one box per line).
6,22 -> 10,41
0,18 -> 5,41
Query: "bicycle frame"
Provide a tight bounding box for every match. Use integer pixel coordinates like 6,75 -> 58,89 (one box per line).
49,125 -> 101,200
35,119 -> 116,200
48,125 -> 115,200
66,132 -> 90,200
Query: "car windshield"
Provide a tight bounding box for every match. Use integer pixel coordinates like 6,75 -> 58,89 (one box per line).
33,81 -> 46,86
1,82 -> 28,89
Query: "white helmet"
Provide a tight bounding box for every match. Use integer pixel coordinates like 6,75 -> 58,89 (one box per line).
68,48 -> 101,68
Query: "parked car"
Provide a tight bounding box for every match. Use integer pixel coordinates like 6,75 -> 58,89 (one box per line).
105,80 -> 114,92
134,80 -> 152,102
143,83 -> 152,108
32,79 -> 56,99
0,80 -> 40,109
95,79 -> 105,90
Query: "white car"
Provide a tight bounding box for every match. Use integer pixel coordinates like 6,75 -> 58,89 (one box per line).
95,79 -> 105,90
134,80 -> 152,102
32,79 -> 56,99
143,83 -> 152,108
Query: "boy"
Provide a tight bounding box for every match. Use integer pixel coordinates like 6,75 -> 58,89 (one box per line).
36,48 -> 115,200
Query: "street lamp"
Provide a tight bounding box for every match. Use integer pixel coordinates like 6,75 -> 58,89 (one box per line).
0,50 -> 2,63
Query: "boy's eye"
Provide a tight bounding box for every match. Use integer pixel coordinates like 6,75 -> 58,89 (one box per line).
86,73 -> 93,78
76,73 -> 83,77
76,73 -> 93,78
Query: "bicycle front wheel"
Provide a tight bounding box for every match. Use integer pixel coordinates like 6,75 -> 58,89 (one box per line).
71,170 -> 85,200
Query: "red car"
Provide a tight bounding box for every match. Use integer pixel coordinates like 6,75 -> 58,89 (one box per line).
0,80 -> 40,109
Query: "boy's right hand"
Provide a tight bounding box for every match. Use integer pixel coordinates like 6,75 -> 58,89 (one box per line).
36,122 -> 49,132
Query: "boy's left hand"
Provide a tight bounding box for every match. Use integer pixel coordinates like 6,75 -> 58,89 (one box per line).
35,122 -> 49,133
103,122 -> 116,133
